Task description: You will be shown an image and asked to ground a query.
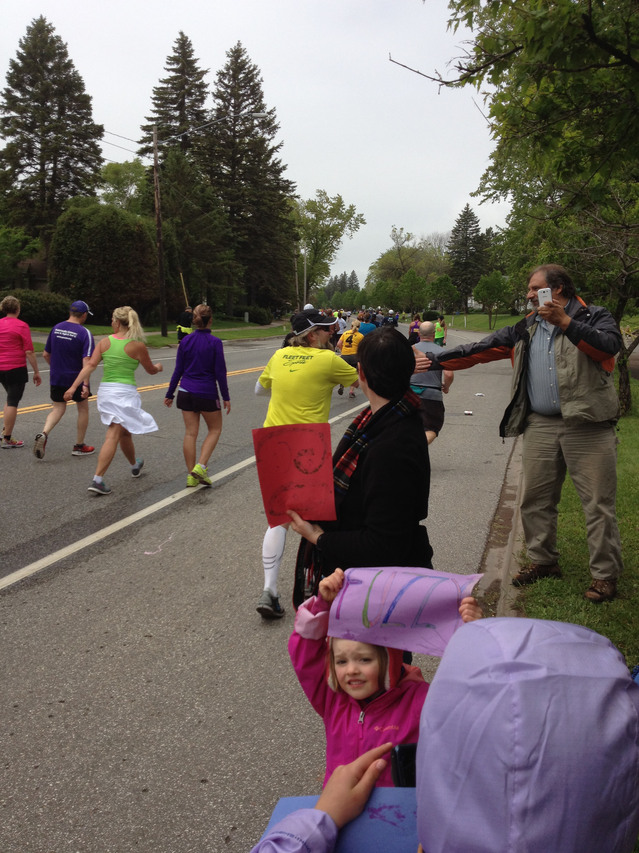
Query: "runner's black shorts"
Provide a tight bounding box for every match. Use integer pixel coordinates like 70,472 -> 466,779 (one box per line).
176,390 -> 221,412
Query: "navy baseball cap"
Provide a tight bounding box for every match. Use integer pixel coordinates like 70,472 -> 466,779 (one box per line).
70,300 -> 93,315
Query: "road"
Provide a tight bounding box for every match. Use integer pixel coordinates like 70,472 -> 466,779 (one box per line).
1,327 -> 515,852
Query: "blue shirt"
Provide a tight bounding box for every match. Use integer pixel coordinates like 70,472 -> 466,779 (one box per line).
45,321 -> 94,386
527,317 -> 562,415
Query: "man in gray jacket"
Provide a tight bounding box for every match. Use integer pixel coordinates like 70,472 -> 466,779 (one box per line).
427,264 -> 622,602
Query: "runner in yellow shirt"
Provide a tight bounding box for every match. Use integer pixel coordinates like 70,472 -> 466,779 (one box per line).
255,309 -> 358,618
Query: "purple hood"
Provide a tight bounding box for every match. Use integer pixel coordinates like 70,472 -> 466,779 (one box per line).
417,618 -> 639,852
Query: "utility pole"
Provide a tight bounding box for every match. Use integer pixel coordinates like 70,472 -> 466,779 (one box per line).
153,126 -> 167,337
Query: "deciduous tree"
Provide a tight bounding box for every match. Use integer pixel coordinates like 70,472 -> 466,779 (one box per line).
295,190 -> 366,296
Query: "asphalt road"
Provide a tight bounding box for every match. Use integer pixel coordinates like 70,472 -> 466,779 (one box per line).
1,327 -> 515,852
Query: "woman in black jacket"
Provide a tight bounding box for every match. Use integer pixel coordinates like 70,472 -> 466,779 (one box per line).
288,327 -> 433,588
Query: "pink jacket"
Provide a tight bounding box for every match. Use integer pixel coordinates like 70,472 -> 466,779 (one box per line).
288,595 -> 428,787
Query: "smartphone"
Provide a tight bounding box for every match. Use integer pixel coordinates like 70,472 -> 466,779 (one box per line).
537,287 -> 552,307
391,743 -> 417,787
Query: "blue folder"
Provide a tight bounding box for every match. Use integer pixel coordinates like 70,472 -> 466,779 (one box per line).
262,787 -> 418,851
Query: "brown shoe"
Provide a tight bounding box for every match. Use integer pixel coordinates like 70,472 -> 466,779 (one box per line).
584,579 -> 617,603
512,563 -> 561,587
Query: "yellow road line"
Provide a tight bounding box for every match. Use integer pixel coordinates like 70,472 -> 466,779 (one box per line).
2,366 -> 266,419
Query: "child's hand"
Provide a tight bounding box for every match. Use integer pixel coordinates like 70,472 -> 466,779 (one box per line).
319,568 -> 345,603
459,596 -> 482,622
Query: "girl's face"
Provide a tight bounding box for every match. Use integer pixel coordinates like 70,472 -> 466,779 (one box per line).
332,640 -> 381,701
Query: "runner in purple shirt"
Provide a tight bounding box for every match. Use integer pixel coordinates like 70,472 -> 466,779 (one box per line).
164,303 -> 231,488
33,300 -> 95,459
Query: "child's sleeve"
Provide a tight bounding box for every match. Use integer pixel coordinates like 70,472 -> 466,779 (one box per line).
288,596 -> 332,716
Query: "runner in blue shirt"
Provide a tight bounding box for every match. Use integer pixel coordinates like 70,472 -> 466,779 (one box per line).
33,300 -> 95,459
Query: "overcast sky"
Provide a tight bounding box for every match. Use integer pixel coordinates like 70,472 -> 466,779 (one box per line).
1,0 -> 510,287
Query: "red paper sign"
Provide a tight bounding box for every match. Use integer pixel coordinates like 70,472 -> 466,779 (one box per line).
252,423 -> 337,527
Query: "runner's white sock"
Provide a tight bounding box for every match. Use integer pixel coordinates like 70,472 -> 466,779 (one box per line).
262,525 -> 287,597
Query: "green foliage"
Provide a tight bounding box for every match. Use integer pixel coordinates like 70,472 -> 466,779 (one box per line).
446,204 -> 491,310
232,304 -> 273,325
396,268 -> 428,313
427,274 -> 458,313
0,16 -> 103,243
198,42 -> 297,311
447,0 -> 639,207
366,227 -> 450,294
157,149 -> 234,308
138,31 -> 209,159
100,160 -> 148,213
49,202 -> 159,323
0,288 -> 70,325
0,225 -> 40,286
295,191 -> 366,292
473,270 -> 510,328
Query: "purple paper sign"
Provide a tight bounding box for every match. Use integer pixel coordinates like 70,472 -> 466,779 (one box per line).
328,567 -> 482,657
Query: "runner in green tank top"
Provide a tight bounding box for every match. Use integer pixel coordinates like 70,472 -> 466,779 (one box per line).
65,306 -> 163,495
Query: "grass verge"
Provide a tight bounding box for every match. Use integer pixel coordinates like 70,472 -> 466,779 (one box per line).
516,378 -> 639,666
31,322 -> 288,351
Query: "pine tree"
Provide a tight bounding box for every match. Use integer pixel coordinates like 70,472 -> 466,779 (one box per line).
446,204 -> 489,310
348,270 -> 360,290
198,42 -> 297,310
0,16 -> 103,245
138,32 -> 209,158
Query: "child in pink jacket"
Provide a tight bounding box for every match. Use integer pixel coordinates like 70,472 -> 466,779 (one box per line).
288,568 -> 481,787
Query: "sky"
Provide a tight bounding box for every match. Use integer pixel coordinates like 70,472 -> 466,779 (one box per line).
1,0 -> 510,288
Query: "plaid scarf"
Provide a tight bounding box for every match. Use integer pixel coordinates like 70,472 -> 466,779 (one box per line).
333,389 -> 421,498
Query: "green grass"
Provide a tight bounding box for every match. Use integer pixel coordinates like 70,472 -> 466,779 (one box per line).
446,313 -> 526,333
31,321 -> 288,351
517,378 -> 639,666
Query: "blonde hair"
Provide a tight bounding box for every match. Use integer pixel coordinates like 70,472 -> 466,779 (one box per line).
192,303 -> 212,329
112,306 -> 146,342
350,318 -> 360,331
0,295 -> 20,315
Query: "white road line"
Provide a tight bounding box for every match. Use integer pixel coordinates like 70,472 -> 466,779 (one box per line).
0,401 -> 363,591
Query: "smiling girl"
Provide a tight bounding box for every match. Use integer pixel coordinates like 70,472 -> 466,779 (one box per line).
288,568 -> 481,787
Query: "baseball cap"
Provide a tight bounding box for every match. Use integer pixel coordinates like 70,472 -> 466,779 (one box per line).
70,300 -> 93,315
291,309 -> 335,336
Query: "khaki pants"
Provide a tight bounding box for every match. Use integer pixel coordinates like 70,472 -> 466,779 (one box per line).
520,413 -> 622,581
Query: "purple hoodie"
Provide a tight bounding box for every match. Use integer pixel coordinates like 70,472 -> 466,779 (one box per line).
417,618 -> 639,852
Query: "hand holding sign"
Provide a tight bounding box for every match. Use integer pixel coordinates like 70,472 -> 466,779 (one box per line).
328,567 -> 482,657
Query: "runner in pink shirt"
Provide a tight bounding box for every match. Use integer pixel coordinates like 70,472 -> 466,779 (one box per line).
0,295 -> 41,448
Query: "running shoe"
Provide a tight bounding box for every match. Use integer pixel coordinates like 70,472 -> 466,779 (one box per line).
186,473 -> 199,487
191,463 -> 212,486
256,588 -> 285,619
72,443 -> 95,456
2,437 -> 24,448
131,458 -> 144,478
88,480 -> 111,495
337,385 -> 344,395
34,433 -> 48,458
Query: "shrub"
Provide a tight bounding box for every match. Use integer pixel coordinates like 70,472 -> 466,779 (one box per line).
232,304 -> 273,325
0,289 -> 71,326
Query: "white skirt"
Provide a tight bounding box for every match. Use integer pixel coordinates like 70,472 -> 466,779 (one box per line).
97,382 -> 158,434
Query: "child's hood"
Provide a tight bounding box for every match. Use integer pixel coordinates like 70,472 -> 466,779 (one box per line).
416,618 -> 639,853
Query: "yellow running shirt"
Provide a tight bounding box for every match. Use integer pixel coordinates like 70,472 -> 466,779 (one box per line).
259,347 -> 358,426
